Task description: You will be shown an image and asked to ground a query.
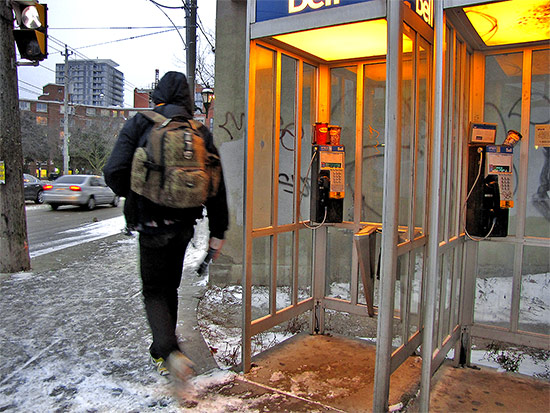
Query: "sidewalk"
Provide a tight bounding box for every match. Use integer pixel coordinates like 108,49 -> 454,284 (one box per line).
0,232 -> 223,411
0,231 -> 329,412
2,231 -> 548,412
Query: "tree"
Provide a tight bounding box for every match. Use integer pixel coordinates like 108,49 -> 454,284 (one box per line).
20,111 -> 51,173
69,118 -> 121,174
0,3 -> 31,272
20,110 -> 64,177
176,23 -> 215,89
195,37 -> 215,88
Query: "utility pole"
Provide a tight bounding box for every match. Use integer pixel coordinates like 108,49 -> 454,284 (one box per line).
186,0 -> 197,102
0,2 -> 31,272
62,44 -> 72,175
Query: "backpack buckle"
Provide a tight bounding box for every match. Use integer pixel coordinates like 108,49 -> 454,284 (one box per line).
158,118 -> 171,129
183,131 -> 194,159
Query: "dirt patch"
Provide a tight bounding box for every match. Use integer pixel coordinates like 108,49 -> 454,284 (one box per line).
244,334 -> 422,412
406,361 -> 550,413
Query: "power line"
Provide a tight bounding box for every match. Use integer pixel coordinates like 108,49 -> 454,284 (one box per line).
48,44 -> 64,54
38,64 -> 56,74
149,0 -> 186,49
43,11 -> 198,103
51,25 -> 184,30
19,79 -> 43,91
19,86 -> 40,95
49,25 -> 185,92
48,35 -> 66,49
47,36 -> 138,98
148,0 -> 185,10
74,29 -> 178,50
196,16 -> 215,52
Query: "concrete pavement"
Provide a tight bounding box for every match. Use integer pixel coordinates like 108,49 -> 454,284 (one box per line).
0,231 -> 329,412
2,229 -> 547,412
0,231 -> 225,411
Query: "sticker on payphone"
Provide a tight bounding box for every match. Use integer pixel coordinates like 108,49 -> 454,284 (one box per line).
320,150 -> 345,198
485,146 -> 514,209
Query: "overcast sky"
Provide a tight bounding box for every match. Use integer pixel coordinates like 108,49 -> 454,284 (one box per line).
16,0 -> 217,107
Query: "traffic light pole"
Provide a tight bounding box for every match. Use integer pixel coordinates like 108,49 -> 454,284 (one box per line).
185,0 -> 196,99
62,44 -> 72,175
0,2 -> 31,272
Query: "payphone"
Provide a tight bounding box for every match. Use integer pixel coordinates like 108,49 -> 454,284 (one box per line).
465,125 -> 520,238
310,144 -> 345,223
306,123 -> 345,224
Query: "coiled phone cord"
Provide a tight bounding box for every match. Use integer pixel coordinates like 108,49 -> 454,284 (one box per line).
464,148 -> 497,241
299,149 -> 328,229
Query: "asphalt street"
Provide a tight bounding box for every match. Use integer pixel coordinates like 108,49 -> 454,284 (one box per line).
24,203 -> 124,258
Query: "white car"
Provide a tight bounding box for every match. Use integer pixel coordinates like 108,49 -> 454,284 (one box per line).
43,174 -> 119,210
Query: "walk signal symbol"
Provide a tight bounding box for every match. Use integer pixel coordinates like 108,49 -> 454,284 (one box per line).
12,2 -> 48,61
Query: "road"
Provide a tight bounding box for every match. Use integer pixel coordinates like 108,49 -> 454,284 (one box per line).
25,202 -> 126,258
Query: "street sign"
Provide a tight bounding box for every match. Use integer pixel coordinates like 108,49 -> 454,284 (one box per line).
0,161 -> 5,184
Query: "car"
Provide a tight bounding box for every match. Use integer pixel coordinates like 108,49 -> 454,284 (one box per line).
43,174 -> 119,210
23,173 -> 45,204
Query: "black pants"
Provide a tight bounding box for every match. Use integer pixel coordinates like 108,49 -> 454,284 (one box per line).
139,228 -> 193,359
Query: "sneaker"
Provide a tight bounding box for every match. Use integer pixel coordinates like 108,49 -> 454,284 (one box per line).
151,354 -> 170,376
166,351 -> 195,382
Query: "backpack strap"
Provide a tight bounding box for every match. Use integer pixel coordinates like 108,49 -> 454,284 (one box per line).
141,111 -> 171,128
187,119 -> 202,131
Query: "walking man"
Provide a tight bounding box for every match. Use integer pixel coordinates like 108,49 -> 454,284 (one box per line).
103,71 -> 229,380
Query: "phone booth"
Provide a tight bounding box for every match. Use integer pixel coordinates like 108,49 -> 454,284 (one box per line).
232,0 -> 550,411
242,0 -> 437,410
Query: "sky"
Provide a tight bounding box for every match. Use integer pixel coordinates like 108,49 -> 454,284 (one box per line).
16,0 -> 217,107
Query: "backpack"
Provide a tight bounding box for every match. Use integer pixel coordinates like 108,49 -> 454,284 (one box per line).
130,111 -> 221,209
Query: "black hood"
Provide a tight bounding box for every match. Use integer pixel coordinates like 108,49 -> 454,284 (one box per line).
151,71 -> 193,118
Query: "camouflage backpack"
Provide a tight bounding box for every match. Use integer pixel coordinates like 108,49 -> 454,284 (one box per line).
130,111 -> 221,209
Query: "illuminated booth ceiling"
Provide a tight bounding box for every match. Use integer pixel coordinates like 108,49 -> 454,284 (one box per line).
464,0 -> 550,46
265,0 -> 548,62
273,19 -> 389,61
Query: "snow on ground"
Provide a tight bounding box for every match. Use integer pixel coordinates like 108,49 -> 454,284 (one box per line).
197,285 -> 296,369
2,206 -> 547,411
475,272 -> 550,325
30,216 -> 127,258
199,274 -> 550,378
1,214 -> 251,412
470,348 -> 549,378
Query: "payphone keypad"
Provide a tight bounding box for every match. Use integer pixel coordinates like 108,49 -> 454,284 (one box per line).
498,174 -> 513,207
331,169 -> 344,191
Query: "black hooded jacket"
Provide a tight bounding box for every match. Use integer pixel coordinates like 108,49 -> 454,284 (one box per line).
103,72 -> 229,239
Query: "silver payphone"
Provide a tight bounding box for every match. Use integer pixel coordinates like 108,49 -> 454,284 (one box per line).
465,125 -> 520,238
307,123 -> 346,225
310,144 -> 345,223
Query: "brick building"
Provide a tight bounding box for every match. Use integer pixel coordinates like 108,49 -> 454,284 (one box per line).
20,82 -> 215,178
20,84 -> 142,178
133,82 -> 215,132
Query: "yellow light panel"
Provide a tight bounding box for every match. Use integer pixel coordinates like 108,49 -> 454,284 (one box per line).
464,0 -> 550,46
274,19 -> 389,61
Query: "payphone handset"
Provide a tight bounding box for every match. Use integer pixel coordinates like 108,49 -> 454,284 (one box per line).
465,143 -> 514,239
465,123 -> 520,239
485,145 -> 514,209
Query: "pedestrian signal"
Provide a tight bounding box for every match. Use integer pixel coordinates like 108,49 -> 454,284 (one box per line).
12,1 -> 48,61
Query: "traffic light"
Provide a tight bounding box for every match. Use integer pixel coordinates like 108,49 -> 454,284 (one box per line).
12,1 -> 48,61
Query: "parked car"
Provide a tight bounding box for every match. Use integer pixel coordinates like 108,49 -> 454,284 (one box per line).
23,173 -> 45,204
43,174 -> 119,210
